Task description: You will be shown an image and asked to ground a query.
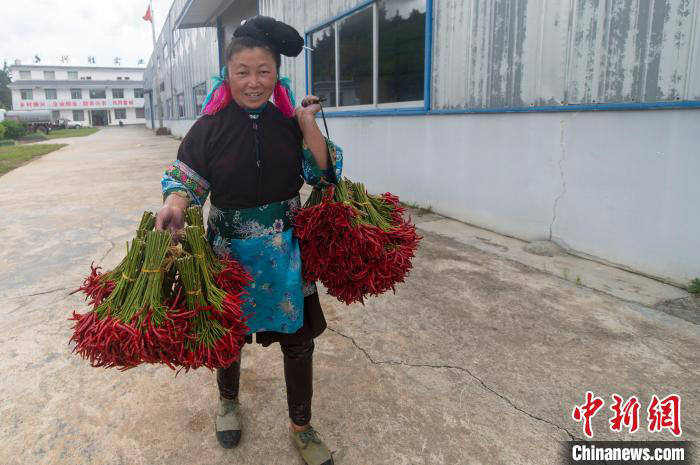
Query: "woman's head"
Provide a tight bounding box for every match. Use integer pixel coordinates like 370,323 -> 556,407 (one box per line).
226,37 -> 279,110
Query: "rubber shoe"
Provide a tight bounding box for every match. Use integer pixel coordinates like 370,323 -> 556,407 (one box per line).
290,425 -> 334,465
215,398 -> 241,448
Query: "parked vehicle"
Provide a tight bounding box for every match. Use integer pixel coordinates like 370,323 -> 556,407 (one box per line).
4,110 -> 52,134
66,120 -> 85,129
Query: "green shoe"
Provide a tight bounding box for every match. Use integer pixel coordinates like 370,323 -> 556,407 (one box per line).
290,425 -> 334,465
215,398 -> 241,448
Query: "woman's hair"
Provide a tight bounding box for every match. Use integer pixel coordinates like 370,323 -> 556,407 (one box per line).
225,36 -> 281,71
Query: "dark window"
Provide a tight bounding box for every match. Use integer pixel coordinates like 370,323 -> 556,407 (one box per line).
135,107 -> 145,118
70,88 -> 82,99
378,0 -> 426,103
117,77 -> 122,80
89,89 -> 106,99
20,89 -> 33,100
307,0 -> 426,108
112,88 -> 124,98
166,98 -> 172,119
44,70 -> 55,80
134,88 -> 144,98
338,5 -> 373,106
72,110 -> 84,121
310,26 -> 336,107
68,71 -> 78,80
177,93 -> 185,118
114,109 -> 126,119
159,81 -> 165,92
45,89 -> 57,100
193,82 -> 207,115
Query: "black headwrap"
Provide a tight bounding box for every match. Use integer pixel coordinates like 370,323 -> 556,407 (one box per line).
234,16 -> 304,57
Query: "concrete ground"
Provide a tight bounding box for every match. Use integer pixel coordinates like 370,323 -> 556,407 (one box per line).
0,126 -> 698,465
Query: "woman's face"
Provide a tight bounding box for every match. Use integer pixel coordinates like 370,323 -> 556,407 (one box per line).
227,47 -> 277,110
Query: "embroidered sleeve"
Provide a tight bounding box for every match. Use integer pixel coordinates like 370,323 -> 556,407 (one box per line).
161,160 -> 210,206
161,120 -> 211,206
301,137 -> 343,186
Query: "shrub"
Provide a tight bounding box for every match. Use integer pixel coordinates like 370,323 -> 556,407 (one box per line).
0,139 -> 15,146
0,123 -> 5,139
1,120 -> 27,139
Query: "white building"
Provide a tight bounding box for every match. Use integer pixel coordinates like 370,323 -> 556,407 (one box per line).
144,0 -> 700,286
8,64 -> 146,126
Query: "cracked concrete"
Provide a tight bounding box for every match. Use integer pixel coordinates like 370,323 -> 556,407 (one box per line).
0,127 -> 698,465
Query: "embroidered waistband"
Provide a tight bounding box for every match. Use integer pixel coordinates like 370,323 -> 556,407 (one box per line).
207,195 -> 301,240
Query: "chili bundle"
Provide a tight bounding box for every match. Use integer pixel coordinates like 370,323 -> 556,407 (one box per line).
69,207 -> 251,371
294,178 -> 421,304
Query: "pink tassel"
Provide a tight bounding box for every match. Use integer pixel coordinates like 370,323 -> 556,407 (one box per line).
202,82 -> 232,116
273,80 -> 296,118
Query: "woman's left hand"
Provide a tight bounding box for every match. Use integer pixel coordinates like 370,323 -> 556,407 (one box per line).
295,95 -> 322,122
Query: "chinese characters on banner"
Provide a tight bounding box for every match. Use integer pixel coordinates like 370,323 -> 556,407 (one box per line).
572,391 -> 681,438
18,100 -> 135,108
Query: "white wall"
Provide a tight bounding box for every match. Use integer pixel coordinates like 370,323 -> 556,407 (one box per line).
324,109 -> 700,285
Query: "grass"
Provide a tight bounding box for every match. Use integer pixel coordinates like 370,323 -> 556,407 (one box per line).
0,144 -> 68,176
46,128 -> 100,139
689,278 -> 700,295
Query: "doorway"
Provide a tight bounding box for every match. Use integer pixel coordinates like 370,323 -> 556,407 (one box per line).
90,110 -> 109,126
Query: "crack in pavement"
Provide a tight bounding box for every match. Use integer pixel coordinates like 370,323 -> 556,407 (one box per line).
326,325 -> 581,442
1,287 -> 70,301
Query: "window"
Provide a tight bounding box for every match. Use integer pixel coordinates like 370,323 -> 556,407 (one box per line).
72,110 -> 85,121
52,110 -> 60,120
112,88 -> 124,98
163,42 -> 169,60
135,107 -> 145,118
159,81 -> 165,92
117,77 -> 122,80
134,88 -> 144,98
20,89 -> 33,100
19,70 -> 31,79
177,92 -> 185,118
166,98 -> 172,119
89,89 -> 106,99
114,109 -> 126,119
125,77 -> 130,80
45,89 -> 57,100
71,88 -> 82,99
68,71 -> 78,80
308,0 -> 426,109
44,70 -> 55,80
193,82 -> 207,115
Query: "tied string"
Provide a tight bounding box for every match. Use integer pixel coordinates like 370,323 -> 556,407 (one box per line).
186,289 -> 202,296
121,273 -> 135,282
141,268 -> 161,273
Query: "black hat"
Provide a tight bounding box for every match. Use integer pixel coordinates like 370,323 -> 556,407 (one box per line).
234,16 -> 304,57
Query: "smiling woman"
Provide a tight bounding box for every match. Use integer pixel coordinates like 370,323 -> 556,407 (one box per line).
154,15 -> 342,465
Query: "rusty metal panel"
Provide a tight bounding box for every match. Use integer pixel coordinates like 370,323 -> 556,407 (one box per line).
433,0 -> 700,109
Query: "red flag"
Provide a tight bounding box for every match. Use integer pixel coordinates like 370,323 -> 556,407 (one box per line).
142,5 -> 152,22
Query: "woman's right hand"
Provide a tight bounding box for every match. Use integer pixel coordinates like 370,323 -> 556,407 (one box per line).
155,193 -> 189,241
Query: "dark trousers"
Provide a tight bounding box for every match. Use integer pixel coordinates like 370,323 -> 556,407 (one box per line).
216,339 -> 314,426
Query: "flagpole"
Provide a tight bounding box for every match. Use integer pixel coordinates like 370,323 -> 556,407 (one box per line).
149,0 -> 164,129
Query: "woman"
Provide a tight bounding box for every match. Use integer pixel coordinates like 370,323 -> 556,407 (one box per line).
155,16 -> 341,465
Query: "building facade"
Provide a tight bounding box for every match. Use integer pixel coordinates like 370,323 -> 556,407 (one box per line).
144,0 -> 700,285
8,64 -> 146,126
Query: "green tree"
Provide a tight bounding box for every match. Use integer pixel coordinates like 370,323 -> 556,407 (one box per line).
0,61 -> 11,110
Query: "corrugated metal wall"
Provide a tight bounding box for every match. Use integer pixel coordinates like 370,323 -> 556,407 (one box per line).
434,0 -> 700,108
144,0 -> 219,119
260,0 -> 700,109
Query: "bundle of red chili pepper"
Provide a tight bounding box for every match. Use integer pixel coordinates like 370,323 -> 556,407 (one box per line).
69,208 -> 251,371
293,179 -> 421,304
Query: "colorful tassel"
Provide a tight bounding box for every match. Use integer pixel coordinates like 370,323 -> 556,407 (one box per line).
201,66 -> 232,116
273,76 -> 296,118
